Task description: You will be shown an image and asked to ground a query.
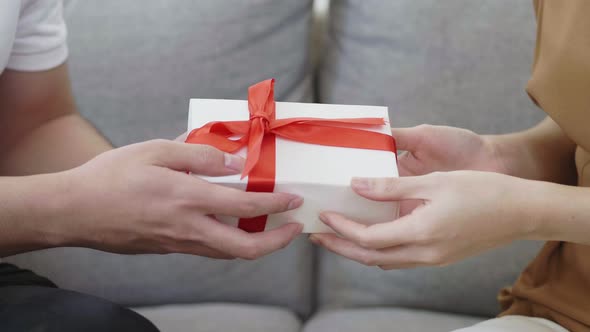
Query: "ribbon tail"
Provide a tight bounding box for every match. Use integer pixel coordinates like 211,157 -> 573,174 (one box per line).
270,117 -> 386,129
242,119 -> 265,179
271,123 -> 396,154
238,128 -> 276,232
185,121 -> 251,153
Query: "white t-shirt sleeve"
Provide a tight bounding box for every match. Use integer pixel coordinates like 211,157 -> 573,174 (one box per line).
6,0 -> 68,71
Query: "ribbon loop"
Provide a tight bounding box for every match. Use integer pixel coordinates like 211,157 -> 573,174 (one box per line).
186,78 -> 396,179
248,78 -> 276,132
249,109 -> 272,123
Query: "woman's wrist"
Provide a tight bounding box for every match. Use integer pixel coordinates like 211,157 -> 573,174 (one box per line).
486,118 -> 577,184
514,178 -> 590,244
540,183 -> 590,244
474,136 -> 587,244
510,178 -> 552,241
482,133 -> 529,177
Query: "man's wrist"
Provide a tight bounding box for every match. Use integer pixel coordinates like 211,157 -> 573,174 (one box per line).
0,172 -> 78,257
28,172 -> 78,248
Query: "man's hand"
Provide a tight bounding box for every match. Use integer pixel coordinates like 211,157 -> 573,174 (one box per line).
44,140 -> 303,259
310,171 -> 540,269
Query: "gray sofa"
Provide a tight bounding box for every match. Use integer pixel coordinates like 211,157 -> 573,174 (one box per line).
6,1 -> 546,331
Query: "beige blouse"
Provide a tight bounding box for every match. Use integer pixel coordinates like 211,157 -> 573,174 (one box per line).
498,1 -> 590,331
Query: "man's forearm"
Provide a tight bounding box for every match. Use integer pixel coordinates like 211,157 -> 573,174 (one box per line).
487,117 -> 577,185
0,173 -> 72,257
0,64 -> 113,176
0,113 -> 112,175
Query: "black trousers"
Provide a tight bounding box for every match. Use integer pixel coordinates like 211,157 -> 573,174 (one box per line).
0,263 -> 159,332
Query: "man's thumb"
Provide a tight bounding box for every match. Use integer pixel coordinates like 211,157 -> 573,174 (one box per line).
145,140 -> 244,176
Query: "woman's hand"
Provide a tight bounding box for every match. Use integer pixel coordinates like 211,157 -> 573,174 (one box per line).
394,125 -> 505,176
392,125 -> 506,216
310,171 -> 539,269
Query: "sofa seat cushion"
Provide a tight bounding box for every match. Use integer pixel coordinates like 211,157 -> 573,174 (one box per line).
134,303 -> 301,332
317,241 -> 543,318
303,308 -> 483,332
4,237 -> 314,317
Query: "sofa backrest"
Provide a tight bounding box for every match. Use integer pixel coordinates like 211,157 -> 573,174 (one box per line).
317,0 -> 545,318
6,0 -> 315,318
7,0 -> 547,320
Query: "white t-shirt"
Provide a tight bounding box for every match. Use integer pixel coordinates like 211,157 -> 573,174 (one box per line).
0,0 -> 68,74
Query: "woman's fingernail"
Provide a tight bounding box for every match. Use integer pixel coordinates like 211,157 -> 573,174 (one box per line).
319,213 -> 330,225
309,235 -> 320,244
288,197 -> 304,210
351,177 -> 371,191
224,153 -> 245,172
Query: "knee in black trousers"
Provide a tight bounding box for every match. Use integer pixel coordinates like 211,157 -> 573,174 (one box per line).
0,286 -> 159,332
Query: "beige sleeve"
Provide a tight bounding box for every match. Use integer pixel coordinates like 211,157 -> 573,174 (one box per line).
526,0 -> 590,151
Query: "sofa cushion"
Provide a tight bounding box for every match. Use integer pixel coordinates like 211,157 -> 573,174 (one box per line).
303,308 -> 483,332
317,241 -> 543,318
134,303 -> 301,332
317,0 -> 545,318
4,0 -> 315,317
319,0 -> 545,133
5,237 -> 314,317
64,0 -> 313,146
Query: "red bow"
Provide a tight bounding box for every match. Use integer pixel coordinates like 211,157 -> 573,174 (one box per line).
186,79 -> 396,232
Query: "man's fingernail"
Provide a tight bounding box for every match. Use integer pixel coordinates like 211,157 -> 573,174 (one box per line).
309,235 -> 320,244
295,223 -> 304,233
287,222 -> 304,234
288,197 -> 304,210
224,153 -> 245,172
319,213 -> 330,224
351,177 -> 371,191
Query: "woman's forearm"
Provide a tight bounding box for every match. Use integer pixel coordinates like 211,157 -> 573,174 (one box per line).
527,180 -> 590,245
487,117 -> 577,185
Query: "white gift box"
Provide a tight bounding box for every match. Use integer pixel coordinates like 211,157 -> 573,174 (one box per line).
188,99 -> 399,233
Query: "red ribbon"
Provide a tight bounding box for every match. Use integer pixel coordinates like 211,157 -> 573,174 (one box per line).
186,79 -> 396,232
